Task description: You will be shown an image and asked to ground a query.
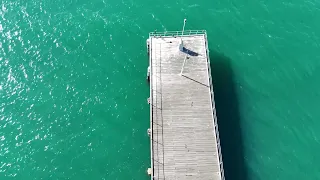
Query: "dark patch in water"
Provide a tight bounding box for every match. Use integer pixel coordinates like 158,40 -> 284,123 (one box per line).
210,50 -> 248,180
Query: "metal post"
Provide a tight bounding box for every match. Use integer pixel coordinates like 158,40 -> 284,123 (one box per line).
179,19 -> 187,51
181,19 -> 187,36
179,18 -> 188,75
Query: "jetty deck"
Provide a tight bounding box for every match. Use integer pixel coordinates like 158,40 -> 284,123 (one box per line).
148,30 -> 224,180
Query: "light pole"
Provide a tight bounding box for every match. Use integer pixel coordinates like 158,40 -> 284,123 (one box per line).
179,19 -> 187,51
179,19 -> 187,75
182,19 -> 187,36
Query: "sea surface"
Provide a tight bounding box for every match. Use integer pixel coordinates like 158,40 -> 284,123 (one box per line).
0,0 -> 320,179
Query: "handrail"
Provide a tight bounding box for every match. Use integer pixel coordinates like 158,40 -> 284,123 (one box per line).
204,33 -> 225,180
150,42 -> 165,180
149,30 -> 206,37
148,35 -> 154,179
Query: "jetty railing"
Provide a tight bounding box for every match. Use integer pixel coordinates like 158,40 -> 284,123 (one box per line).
149,40 -> 165,179
204,33 -> 225,180
149,30 -> 207,37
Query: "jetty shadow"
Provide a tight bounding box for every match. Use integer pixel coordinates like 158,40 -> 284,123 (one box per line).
210,50 -> 248,180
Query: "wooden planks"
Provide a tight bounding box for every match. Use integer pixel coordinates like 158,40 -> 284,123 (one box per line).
149,34 -> 223,180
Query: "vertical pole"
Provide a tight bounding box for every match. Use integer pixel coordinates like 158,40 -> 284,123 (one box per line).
180,19 -> 187,75
181,19 -> 187,36
179,19 -> 187,50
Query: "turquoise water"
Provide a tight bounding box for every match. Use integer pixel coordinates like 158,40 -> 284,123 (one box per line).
0,0 -> 320,179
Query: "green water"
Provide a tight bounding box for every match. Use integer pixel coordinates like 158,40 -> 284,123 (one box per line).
0,0 -> 319,179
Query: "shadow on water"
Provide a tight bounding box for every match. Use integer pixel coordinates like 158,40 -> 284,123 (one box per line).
209,50 -> 248,180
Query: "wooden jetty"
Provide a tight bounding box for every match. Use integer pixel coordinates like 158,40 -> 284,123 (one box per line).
147,30 -> 225,180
